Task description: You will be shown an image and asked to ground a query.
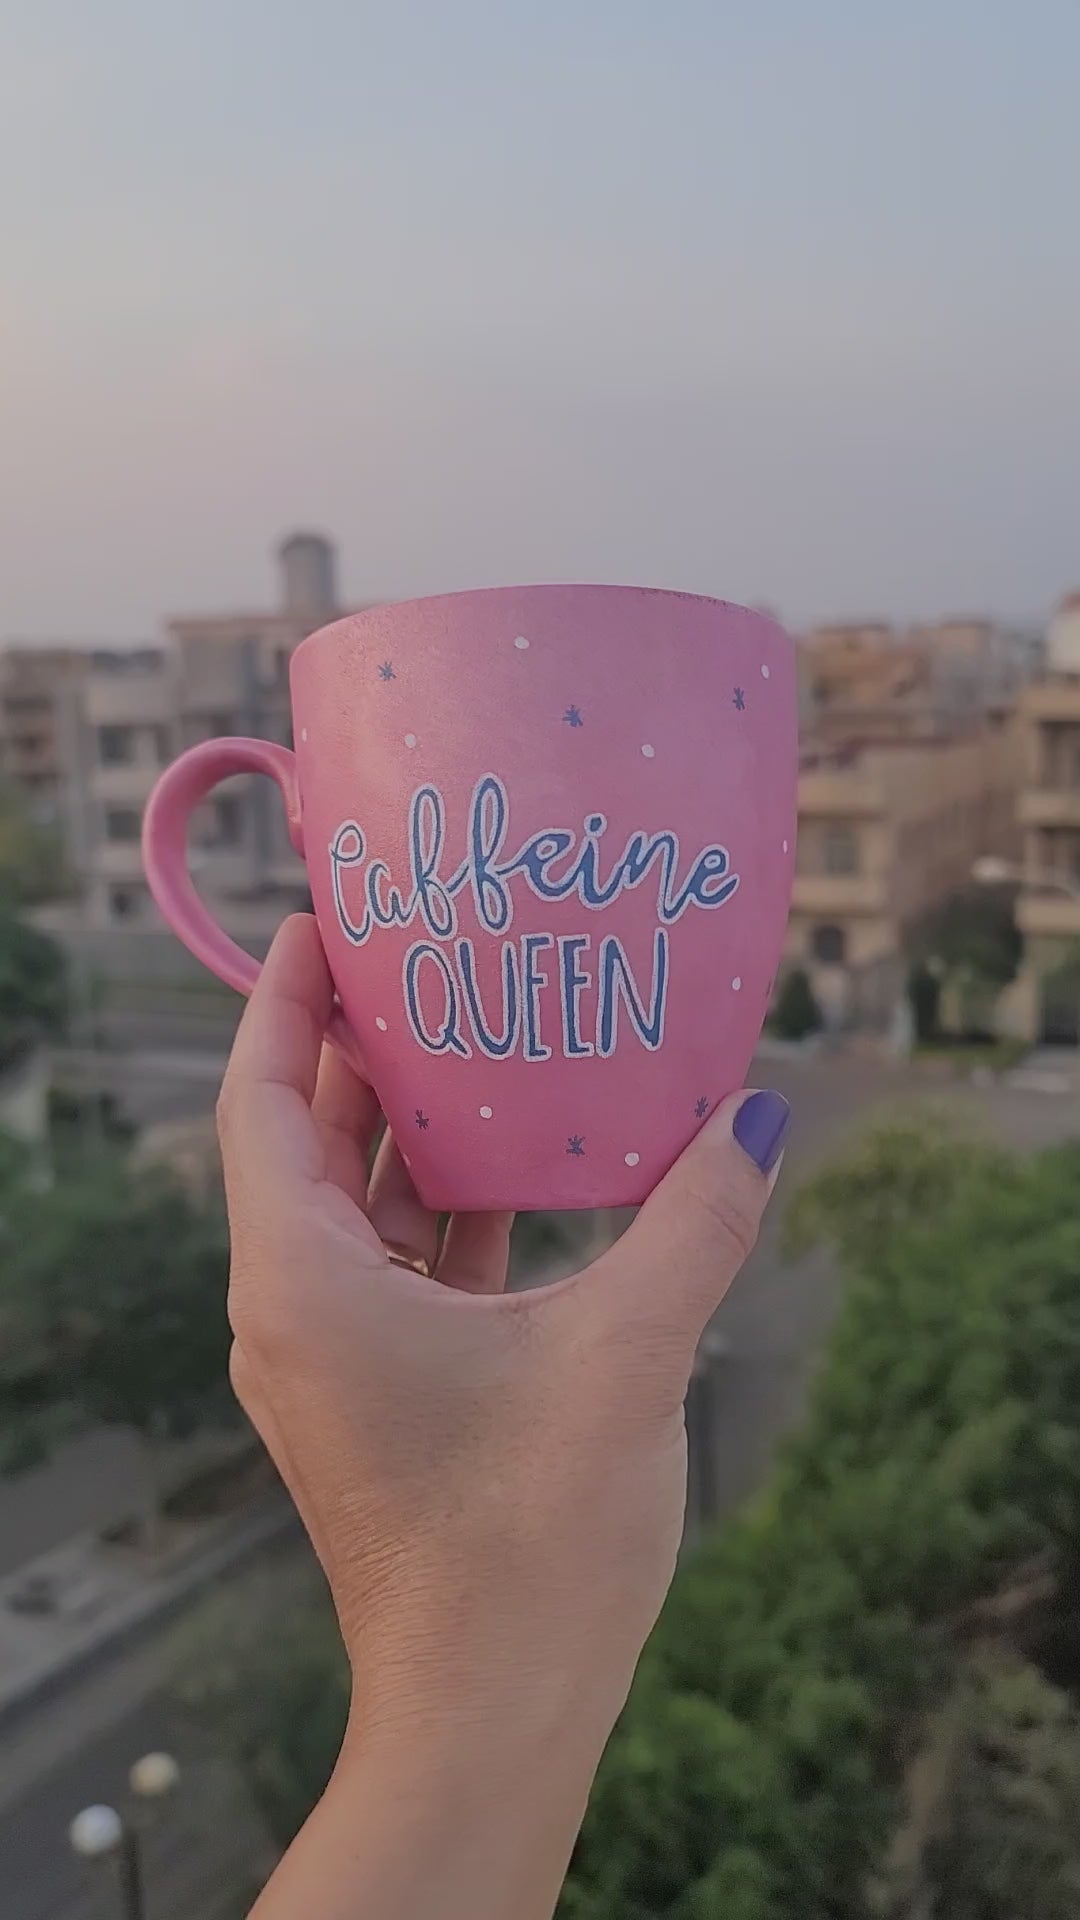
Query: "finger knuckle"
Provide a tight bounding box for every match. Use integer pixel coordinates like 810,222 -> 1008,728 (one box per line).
689,1175 -> 761,1264
226,1255 -> 292,1363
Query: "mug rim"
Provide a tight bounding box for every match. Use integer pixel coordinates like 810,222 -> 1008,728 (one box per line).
292,582 -> 788,672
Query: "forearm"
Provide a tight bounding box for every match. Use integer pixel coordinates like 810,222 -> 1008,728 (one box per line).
248,1713 -> 605,1920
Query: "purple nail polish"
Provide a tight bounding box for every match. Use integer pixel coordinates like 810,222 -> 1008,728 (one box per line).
733,1090 -> 791,1175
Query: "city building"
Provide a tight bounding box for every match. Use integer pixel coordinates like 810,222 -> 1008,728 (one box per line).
799,623 -> 943,749
0,646 -> 89,824
55,532 -> 355,929
1000,594 -> 1080,1043
909,617 -> 1045,723
799,617 -> 1043,755
56,647 -> 177,925
787,726 -> 1020,1029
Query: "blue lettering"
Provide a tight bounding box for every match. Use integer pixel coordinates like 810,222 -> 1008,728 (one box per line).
521,933 -> 554,1061
329,823 -> 371,944
597,930 -> 669,1057
457,939 -> 521,1059
470,777 -> 513,933
558,935 -> 593,1058
365,860 -> 410,930
404,943 -> 471,1057
512,829 -> 576,899
594,830 -> 679,911
664,845 -> 739,921
409,786 -> 457,939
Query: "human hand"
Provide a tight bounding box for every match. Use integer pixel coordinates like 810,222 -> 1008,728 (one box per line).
219,915 -> 789,1919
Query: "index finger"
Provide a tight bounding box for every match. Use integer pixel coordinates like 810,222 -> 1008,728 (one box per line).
217,914 -> 336,1192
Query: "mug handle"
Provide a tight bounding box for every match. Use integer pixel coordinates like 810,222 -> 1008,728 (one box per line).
141,737 -> 369,1080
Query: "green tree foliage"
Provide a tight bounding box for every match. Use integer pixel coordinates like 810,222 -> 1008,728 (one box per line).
171,1115 -> 1080,1915
906,961 -> 941,1044
171,1570 -> 350,1851
0,902 -> 67,1069
771,966 -> 823,1041
921,1657 -> 1080,1920
564,1116 -> 1080,1916
0,778 -> 68,906
0,1138 -> 231,1461
911,887 -> 1022,991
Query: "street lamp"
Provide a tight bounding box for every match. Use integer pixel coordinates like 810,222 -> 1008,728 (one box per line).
68,1751 -> 179,1920
972,856 -> 1080,900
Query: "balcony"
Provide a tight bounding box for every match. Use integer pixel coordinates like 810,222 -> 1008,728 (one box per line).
791,872 -> 888,917
797,767 -> 884,818
91,765 -> 160,805
1020,678 -> 1080,722
93,841 -> 147,882
1019,787 -> 1080,829
85,675 -> 172,726
1016,890 -> 1080,939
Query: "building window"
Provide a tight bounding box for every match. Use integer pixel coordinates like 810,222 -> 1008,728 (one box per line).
208,712 -> 237,738
98,724 -> 135,766
811,923 -> 847,966
152,724 -> 171,765
213,796 -> 243,846
105,807 -> 142,842
823,827 -> 858,875
109,884 -> 139,920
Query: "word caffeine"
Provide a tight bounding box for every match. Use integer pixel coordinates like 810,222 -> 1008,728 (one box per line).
329,775 -> 740,1061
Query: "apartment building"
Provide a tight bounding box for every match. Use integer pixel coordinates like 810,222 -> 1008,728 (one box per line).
799,623 -> 942,749
58,648 -> 176,924
1002,593 -> 1080,1043
59,532 -> 352,928
800,618 -> 1042,754
787,725 -> 1020,1028
0,646 -> 88,824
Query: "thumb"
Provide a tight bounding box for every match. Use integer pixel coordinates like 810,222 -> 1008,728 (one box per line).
592,1089 -> 790,1352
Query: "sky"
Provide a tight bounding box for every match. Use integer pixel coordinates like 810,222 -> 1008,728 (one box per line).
2,0 -> 1078,640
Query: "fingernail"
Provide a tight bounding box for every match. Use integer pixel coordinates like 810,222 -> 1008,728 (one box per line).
732,1090 -> 791,1175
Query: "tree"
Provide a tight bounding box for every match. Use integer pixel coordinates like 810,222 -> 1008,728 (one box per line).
170,1117 -> 1080,1915
920,1658 -> 1080,1919
0,1137 -> 232,1461
906,961 -> 941,1044
171,1567 -> 349,1851
771,967 -> 822,1041
909,888 -> 1022,1035
0,778 -> 68,906
0,903 -> 67,1070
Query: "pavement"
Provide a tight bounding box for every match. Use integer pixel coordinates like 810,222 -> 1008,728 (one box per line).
3,1036 -> 1076,1917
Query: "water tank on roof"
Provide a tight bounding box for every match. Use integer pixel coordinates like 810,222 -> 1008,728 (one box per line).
1047,595 -> 1080,673
278,533 -> 338,628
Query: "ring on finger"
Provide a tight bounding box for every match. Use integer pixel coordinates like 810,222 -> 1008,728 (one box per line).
383,1241 -> 434,1280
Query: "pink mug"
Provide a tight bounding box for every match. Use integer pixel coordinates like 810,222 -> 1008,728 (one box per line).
143,585 -> 797,1211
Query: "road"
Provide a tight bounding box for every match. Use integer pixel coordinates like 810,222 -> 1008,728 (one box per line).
5,1040 -> 1076,1918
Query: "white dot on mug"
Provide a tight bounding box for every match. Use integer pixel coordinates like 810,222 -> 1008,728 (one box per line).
479,1105 -> 493,1119
783,838 -> 789,853
514,635 -> 530,651
300,727 -> 309,742
761,663 -> 770,679
641,743 -> 655,759
375,1017 -> 388,1032
404,732 -> 418,749
624,1150 -> 640,1168
732,976 -> 743,992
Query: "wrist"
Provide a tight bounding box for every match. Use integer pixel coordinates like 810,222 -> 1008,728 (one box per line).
323,1700 -> 607,1920
339,1655 -> 621,1798
342,1597 -> 643,1773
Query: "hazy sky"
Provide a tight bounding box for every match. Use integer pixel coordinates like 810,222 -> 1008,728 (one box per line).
2,1 -> 1078,640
